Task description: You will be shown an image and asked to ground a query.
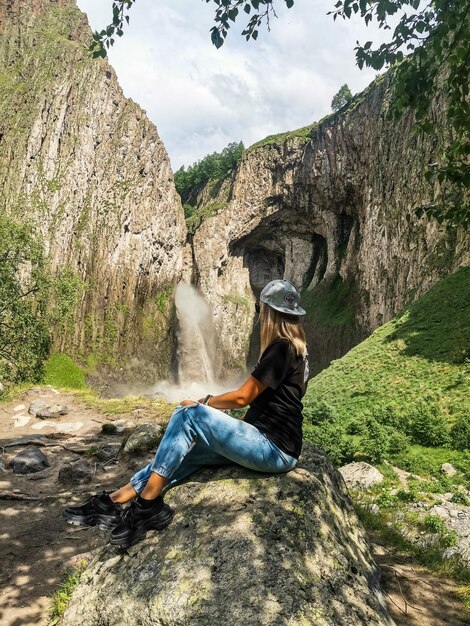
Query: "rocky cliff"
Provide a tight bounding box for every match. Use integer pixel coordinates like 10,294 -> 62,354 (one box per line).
0,0 -> 187,382
190,79 -> 470,375
62,444 -> 395,626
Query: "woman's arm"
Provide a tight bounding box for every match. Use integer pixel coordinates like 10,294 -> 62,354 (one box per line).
203,375 -> 267,409
179,375 -> 266,410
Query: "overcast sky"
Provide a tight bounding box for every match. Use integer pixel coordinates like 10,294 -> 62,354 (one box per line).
77,0 -> 392,170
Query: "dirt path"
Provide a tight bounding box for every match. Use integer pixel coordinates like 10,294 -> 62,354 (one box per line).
0,386 -> 144,626
0,387 -> 467,626
372,541 -> 468,626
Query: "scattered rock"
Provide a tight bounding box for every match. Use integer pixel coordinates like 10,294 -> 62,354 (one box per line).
121,423 -> 164,455
0,458 -> 7,472
339,462 -> 384,490
0,381 -> 4,395
47,404 -> 69,418
32,420 -> 83,433
419,534 -> 439,549
62,444 -> 395,626
36,407 -> 53,418
95,444 -> 121,462
102,419 -> 135,435
441,463 -> 457,477
10,446 -> 49,474
409,499 -> 470,564
28,401 -> 48,417
369,503 -> 380,515
30,401 -> 69,419
4,434 -> 49,447
13,414 -> 31,428
58,460 -> 95,486
13,404 -> 26,412
442,546 -> 460,559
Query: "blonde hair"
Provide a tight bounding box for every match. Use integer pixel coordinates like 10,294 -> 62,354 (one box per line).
259,302 -> 307,358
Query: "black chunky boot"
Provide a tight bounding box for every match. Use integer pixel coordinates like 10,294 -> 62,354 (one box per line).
63,491 -> 122,530
109,496 -> 173,548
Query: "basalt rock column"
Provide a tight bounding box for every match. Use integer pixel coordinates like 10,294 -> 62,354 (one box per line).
0,0 -> 187,381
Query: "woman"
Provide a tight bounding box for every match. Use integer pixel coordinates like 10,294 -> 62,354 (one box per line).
63,279 -> 309,549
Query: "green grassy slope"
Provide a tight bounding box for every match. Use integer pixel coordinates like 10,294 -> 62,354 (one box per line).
302,268 -> 470,469
305,267 -> 470,424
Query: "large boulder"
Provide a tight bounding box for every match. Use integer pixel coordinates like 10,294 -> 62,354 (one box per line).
339,462 -> 384,490
441,463 -> 457,478
62,444 -> 394,626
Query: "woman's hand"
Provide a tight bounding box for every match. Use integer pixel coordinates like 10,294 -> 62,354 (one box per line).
180,399 -> 198,406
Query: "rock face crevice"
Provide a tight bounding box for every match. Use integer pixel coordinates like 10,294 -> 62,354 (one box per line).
62,444 -> 396,626
191,78 -> 469,376
0,0 -> 186,381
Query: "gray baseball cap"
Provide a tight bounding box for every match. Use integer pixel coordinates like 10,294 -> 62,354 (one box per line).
260,279 -> 306,316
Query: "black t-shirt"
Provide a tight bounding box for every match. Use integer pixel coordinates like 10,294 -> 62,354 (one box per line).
244,338 -> 309,459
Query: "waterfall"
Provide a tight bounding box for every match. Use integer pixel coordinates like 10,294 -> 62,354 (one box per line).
150,282 -> 238,402
174,281 -> 216,385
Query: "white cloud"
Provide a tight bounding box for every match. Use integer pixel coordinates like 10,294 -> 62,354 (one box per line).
77,0 -> 394,169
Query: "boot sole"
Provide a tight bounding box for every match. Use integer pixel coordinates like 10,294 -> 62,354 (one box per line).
109,505 -> 174,548
63,511 -> 121,531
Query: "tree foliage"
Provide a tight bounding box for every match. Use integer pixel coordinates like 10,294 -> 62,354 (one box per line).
91,1 -> 469,226
331,84 -> 353,111
0,215 -> 51,383
174,141 -> 244,203
329,0 -> 470,226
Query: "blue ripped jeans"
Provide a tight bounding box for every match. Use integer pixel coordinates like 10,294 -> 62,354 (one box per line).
130,402 -> 297,494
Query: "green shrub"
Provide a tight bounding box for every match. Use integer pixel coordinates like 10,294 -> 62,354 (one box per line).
358,417 -> 409,463
408,402 -> 450,446
359,419 -> 390,463
303,422 -> 356,465
450,415 -> 470,451
424,514 -> 446,533
440,529 -> 458,548
370,404 -> 411,432
376,492 -> 398,508
346,416 -> 366,435
50,267 -> 86,326
450,491 -> 470,506
396,489 -> 417,502
303,399 -> 338,425
387,429 -> 410,455
0,214 -> 51,383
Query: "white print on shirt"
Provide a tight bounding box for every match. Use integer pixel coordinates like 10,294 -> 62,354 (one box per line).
303,354 -> 309,383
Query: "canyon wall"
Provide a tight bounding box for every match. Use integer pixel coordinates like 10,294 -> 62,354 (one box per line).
1,0 -> 468,383
0,0 -> 187,382
191,78 -> 469,375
